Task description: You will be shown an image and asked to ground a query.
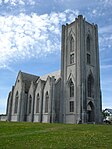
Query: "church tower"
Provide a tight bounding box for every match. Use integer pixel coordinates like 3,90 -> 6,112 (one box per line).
61,15 -> 102,124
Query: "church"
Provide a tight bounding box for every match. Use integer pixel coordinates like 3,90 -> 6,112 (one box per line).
6,15 -> 102,124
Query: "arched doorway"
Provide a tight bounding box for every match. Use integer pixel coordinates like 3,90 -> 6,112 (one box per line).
87,101 -> 95,122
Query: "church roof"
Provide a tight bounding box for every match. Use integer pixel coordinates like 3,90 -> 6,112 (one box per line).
21,71 -> 39,82
18,70 -> 60,92
20,71 -> 39,92
40,70 -> 60,81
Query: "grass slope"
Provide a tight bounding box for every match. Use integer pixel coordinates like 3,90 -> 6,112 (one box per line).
0,122 -> 112,149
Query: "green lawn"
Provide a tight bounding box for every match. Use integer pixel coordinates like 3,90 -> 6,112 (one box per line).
0,122 -> 112,149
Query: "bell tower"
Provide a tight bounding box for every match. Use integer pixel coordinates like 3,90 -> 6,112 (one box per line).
61,15 -> 102,124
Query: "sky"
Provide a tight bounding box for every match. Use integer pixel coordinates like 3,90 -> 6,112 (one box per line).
0,0 -> 112,114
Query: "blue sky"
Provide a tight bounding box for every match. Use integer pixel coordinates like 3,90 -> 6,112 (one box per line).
0,0 -> 112,114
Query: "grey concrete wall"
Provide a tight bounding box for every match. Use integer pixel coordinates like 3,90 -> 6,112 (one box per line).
26,82 -> 35,122
55,78 -> 61,123
61,17 -> 81,124
6,86 -> 14,121
10,72 -> 23,121
61,15 -> 102,124
34,79 -> 45,122
42,77 -> 52,123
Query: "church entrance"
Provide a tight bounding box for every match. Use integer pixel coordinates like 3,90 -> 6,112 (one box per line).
87,101 -> 94,123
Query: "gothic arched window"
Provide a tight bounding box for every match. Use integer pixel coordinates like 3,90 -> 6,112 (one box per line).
70,54 -> 74,64
70,101 -> 74,112
14,91 -> 19,114
36,93 -> 40,113
70,79 -> 74,97
45,91 -> 49,113
87,74 -> 94,98
70,36 -> 74,52
87,35 -> 90,52
29,95 -> 32,114
87,53 -> 91,64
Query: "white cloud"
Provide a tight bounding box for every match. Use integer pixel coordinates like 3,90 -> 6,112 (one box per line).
28,0 -> 35,5
4,0 -> 9,3
0,0 -> 36,5
64,9 -> 80,22
92,9 -> 97,15
99,34 -> 112,50
99,0 -> 112,6
0,64 -> 16,73
99,25 -> 112,34
0,10 -> 79,69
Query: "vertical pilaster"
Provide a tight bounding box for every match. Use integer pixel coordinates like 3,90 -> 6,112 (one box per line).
6,87 -> 14,121
51,76 -> 56,123
60,25 -> 66,123
95,25 -> 102,123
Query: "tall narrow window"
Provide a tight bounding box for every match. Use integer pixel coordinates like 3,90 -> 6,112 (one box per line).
45,91 -> 49,113
87,35 -> 90,52
36,93 -> 40,113
87,74 -> 94,98
70,101 -> 74,112
14,91 -> 19,114
70,79 -> 74,97
29,95 -> 32,114
87,54 -> 91,64
70,54 -> 74,64
70,36 -> 74,52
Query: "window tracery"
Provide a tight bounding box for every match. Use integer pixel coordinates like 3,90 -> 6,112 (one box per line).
45,91 -> 49,113
36,93 -> 40,113
87,35 -> 90,52
70,36 -> 74,52
29,95 -> 32,114
14,91 -> 19,114
70,101 -> 74,112
70,79 -> 74,97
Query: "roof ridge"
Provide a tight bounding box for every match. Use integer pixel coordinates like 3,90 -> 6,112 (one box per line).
21,71 -> 39,77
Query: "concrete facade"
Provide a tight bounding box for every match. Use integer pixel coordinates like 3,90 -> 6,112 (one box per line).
61,15 -> 102,124
5,15 -> 102,124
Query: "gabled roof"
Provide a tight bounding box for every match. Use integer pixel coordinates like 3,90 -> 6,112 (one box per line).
21,71 -> 39,82
20,71 -> 39,92
40,70 -> 60,81
105,109 -> 112,114
16,70 -> 60,93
